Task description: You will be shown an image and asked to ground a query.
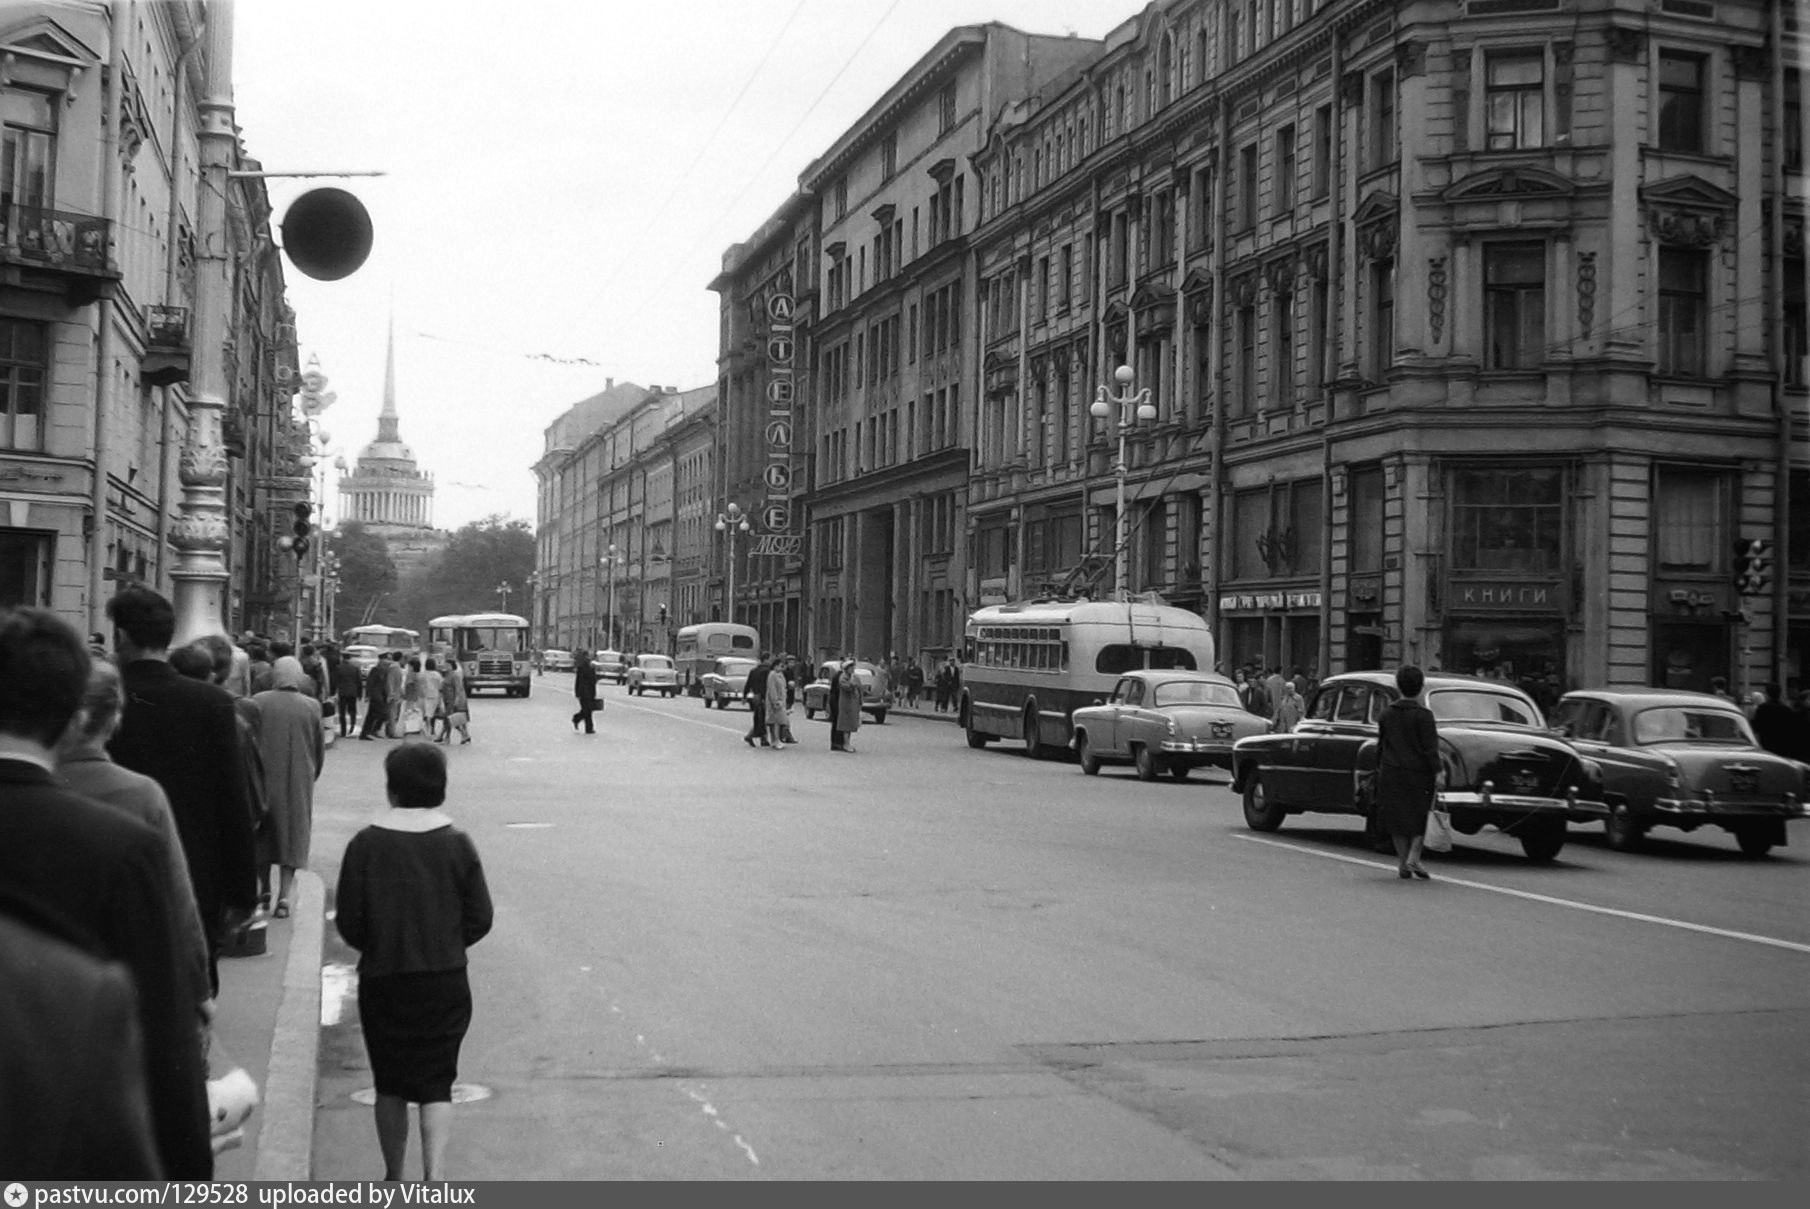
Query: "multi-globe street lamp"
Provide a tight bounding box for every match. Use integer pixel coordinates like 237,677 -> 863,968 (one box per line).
1091,364 -> 1156,601
495,580 -> 513,614
599,544 -> 624,650
715,502 -> 749,625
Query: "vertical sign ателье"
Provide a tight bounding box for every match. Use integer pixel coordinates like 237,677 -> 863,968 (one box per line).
762,289 -> 795,535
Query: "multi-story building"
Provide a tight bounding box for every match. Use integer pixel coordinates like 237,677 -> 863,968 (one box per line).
966,0 -> 1804,704
0,3 -> 303,634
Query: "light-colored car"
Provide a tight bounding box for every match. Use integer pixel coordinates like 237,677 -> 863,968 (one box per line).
1550,688 -> 1808,858
1070,670 -> 1268,781
343,644 -> 382,676
699,656 -> 758,709
626,653 -> 680,697
593,649 -> 628,684
541,648 -> 575,673
801,660 -> 889,724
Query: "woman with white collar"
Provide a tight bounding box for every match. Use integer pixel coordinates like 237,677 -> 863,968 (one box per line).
335,743 -> 493,1183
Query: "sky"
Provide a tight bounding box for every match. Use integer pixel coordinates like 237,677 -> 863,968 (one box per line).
231,0 -> 1131,532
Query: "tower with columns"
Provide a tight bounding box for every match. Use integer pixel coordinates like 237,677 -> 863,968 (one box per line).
339,316 -> 436,533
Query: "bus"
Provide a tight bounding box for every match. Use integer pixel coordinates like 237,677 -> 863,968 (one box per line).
343,624 -> 419,654
959,598 -> 1216,757
674,622 -> 759,695
427,613 -> 532,697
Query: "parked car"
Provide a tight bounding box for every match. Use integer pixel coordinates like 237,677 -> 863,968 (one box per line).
699,656 -> 758,708
626,653 -> 680,697
1230,671 -> 1608,862
1550,688 -> 1808,857
540,648 -> 575,673
343,645 -> 382,676
593,649 -> 628,684
801,660 -> 889,724
1070,669 -> 1268,781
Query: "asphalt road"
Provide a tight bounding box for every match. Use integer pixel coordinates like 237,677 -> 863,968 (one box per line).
305,675 -> 1810,1180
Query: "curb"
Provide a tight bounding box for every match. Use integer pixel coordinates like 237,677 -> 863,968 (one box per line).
252,868 -> 325,1181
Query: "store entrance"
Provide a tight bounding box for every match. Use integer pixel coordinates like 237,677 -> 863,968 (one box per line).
1444,617 -> 1566,712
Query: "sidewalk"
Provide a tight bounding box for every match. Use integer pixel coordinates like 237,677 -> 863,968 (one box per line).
211,868 -> 326,1181
884,700 -> 958,724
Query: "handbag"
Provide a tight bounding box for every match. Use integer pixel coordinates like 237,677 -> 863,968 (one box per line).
1423,803 -> 1454,853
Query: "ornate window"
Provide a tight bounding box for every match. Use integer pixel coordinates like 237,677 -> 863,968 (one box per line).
1656,247 -> 1707,376
1485,50 -> 1546,150
1450,467 -> 1564,573
0,319 -> 48,450
1657,50 -> 1707,154
1484,243 -> 1546,370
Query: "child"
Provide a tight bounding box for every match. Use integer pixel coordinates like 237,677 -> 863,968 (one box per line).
335,744 -> 493,1181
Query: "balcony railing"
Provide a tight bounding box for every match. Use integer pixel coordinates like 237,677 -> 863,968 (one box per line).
146,304 -> 190,349
0,202 -> 111,273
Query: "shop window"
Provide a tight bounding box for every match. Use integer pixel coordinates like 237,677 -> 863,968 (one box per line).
1484,243 -> 1546,370
1657,248 -> 1707,376
1451,466 -> 1564,572
0,530 -> 53,608
1445,618 -> 1567,710
0,319 -> 49,450
1657,50 -> 1706,155
1653,467 -> 1723,572
1485,50 -> 1546,150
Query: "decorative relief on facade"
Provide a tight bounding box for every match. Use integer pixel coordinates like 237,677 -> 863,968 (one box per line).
1731,44 -> 1770,82
1640,176 -> 1737,250
1395,40 -> 1427,79
1604,25 -> 1644,64
1577,251 -> 1597,336
169,513 -> 229,553
178,442 -> 227,487
1228,272 -> 1258,308
1264,255 -> 1298,295
1427,257 -> 1447,344
1441,167 -> 1575,202
1646,208 -> 1723,247
1303,243 -> 1329,282
1353,193 -> 1400,261
1186,285 -> 1213,327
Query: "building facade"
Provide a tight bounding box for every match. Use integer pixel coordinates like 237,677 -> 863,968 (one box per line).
963,0 -> 1804,705
0,3 -> 304,635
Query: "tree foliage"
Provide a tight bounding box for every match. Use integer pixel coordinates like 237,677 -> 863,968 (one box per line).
329,521 -> 398,631
397,515 -> 536,627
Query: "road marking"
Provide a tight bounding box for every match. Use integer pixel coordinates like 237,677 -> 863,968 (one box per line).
612,696 -> 756,737
1234,834 -> 1810,955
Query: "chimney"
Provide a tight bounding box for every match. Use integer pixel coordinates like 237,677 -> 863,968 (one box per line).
606,377 -> 615,390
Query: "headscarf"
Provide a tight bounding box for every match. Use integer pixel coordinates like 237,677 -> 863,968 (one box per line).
270,655 -> 311,692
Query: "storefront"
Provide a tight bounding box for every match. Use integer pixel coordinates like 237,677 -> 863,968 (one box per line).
1218,590 -> 1322,676
1441,579 -> 1568,711
1648,582 -> 1734,695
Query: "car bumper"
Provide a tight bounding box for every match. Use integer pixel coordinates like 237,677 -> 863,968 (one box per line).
1161,738 -> 1236,757
1648,796 -> 1807,821
1442,787 -> 1610,821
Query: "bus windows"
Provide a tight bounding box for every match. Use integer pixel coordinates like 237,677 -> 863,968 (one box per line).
1094,644 -> 1200,675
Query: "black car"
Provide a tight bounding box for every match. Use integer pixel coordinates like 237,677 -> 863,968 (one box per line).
1229,671 -> 1608,862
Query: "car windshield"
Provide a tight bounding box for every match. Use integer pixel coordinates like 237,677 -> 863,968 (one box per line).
1631,707 -> 1755,745
639,657 -> 672,669
1428,688 -> 1541,727
1152,680 -> 1242,708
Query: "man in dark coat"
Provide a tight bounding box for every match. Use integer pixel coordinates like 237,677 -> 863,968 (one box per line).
0,608 -> 212,1177
742,656 -> 772,748
573,651 -> 600,734
360,655 -> 391,740
1752,682 -> 1808,763
334,653 -> 364,737
104,587 -> 257,992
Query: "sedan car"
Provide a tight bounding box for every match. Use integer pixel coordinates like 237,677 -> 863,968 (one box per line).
699,656 -> 758,709
1071,670 -> 1268,781
1551,688 -> 1807,857
1230,671 -> 1608,862
540,648 -> 575,673
593,649 -> 628,684
626,653 -> 680,697
801,660 -> 889,724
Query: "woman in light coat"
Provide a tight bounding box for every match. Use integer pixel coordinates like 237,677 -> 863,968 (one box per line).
835,658 -> 865,753
252,656 -> 325,916
764,658 -> 789,749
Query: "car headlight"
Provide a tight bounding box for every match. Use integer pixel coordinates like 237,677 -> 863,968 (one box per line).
1166,717 -> 1179,736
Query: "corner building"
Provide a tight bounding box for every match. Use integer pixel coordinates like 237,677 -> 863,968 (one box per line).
965,0 -> 1804,704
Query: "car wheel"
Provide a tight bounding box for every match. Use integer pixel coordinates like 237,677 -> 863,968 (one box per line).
1134,745 -> 1159,782
1023,710 -> 1043,759
1735,825 -> 1776,859
1242,775 -> 1286,832
1604,804 -> 1645,852
873,709 -> 887,725
1077,732 -> 1101,776
1170,762 -> 1191,783
1519,819 -> 1566,863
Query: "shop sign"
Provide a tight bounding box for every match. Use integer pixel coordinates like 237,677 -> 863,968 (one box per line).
1450,580 -> 1565,611
763,289 -> 795,536
1217,591 -> 1324,612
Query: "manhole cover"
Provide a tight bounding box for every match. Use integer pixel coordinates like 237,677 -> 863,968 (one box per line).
350,1083 -> 492,1106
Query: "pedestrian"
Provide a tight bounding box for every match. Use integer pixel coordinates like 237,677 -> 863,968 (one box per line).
0,607 -> 214,1177
334,652 -> 364,738
246,642 -> 273,695
1270,681 -> 1304,733
827,661 -> 847,751
178,636 -> 269,913
1752,682 -> 1807,762
251,657 -> 324,920
440,659 -> 471,745
104,587 -> 257,996
907,658 -> 924,708
764,653 -> 789,750
572,651 -> 600,734
873,658 -> 893,709
1709,675 -> 1736,705
385,652 -> 407,737
335,743 -> 493,1183
360,654 -> 391,741
743,655 -> 772,748
836,657 -> 865,753
299,644 -> 326,702
1264,666 -> 1287,714
1376,665 -> 1441,881
780,656 -> 799,744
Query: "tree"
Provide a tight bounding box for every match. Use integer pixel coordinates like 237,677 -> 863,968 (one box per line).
329,521 -> 397,632
405,515 -> 536,625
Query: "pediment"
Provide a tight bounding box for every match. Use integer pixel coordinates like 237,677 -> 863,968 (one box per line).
1130,280 -> 1171,310
0,19 -> 100,66
1102,298 -> 1130,326
1441,167 -> 1575,203
1352,190 -> 1399,227
1181,266 -> 1213,294
1638,175 -> 1738,212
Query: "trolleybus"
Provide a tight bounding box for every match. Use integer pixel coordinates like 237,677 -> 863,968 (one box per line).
958,598 -> 1216,757
427,612 -> 533,697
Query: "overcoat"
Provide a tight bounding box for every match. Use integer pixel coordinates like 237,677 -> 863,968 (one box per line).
251,659 -> 324,868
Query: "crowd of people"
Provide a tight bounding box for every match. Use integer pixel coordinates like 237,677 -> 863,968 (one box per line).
1,591 -> 491,1181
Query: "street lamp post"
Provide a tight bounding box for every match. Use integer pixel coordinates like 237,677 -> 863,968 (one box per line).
495,580 -> 512,614
715,503 -> 749,625
1091,364 -> 1156,601
599,544 -> 624,650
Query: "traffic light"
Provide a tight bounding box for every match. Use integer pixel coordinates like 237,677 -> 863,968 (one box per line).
1732,537 -> 1772,597
290,501 -> 314,557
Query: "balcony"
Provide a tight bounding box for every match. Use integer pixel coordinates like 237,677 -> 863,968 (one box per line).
0,203 -> 118,303
142,305 -> 192,386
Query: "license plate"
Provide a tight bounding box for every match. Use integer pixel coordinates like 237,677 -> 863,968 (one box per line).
1510,769 -> 1542,793
1729,770 -> 1758,793
1211,722 -> 1232,738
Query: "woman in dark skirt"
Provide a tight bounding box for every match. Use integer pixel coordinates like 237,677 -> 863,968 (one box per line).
1375,664 -> 1442,880
336,743 -> 493,1181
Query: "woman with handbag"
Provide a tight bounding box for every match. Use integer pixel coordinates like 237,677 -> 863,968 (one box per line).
1375,664 -> 1441,880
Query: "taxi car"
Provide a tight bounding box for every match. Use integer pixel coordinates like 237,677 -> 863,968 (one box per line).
699,656 -> 758,709
1230,671 -> 1608,862
592,649 -> 628,684
540,648 -> 575,673
801,660 -> 889,724
626,653 -> 680,697
1070,669 -> 1267,781
1550,687 -> 1807,857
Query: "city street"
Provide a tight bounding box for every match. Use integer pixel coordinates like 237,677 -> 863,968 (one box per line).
304,678 -> 1810,1180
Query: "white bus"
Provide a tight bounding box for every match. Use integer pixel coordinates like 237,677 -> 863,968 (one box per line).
342,624 -> 419,654
959,598 -> 1216,757
674,622 -> 760,695
427,612 -> 532,697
